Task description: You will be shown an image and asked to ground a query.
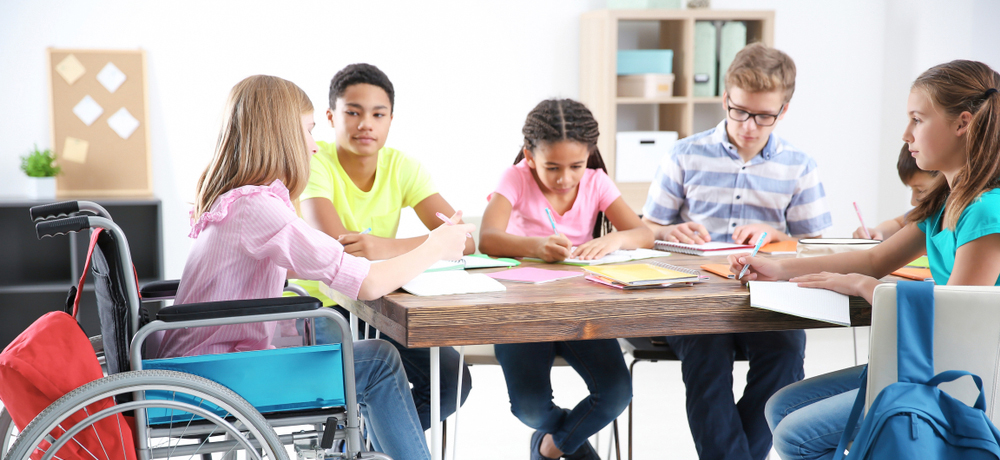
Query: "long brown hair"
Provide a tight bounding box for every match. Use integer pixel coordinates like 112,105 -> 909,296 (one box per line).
908,60 -> 1000,230
194,75 -> 314,219
514,99 -> 612,238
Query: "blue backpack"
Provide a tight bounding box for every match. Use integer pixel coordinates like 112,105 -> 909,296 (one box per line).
834,281 -> 1000,459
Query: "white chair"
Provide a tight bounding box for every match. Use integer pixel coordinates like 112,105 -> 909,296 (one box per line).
866,284 -> 1000,421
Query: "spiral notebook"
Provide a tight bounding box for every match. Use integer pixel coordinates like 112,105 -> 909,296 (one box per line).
748,281 -> 850,326
653,240 -> 753,256
583,261 -> 701,286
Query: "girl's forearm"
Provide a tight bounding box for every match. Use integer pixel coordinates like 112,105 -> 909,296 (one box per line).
479,230 -> 542,258
778,249 -> 879,280
616,227 -> 655,250
357,243 -> 438,300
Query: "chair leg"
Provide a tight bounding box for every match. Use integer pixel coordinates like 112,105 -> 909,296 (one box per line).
442,418 -> 447,459
627,359 -> 641,460
612,418 -> 622,460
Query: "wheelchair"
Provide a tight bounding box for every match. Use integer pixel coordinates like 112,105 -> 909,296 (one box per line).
1,201 -> 391,460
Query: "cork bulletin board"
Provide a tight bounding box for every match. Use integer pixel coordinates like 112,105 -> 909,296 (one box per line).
48,48 -> 152,197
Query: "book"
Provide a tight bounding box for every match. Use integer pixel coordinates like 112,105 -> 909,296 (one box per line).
583,261 -> 701,286
462,254 -> 520,269
748,281 -> 850,327
401,271 -> 507,296
585,274 -> 683,290
653,240 -> 754,256
486,267 -> 583,284
700,263 -> 735,279
892,267 -> 934,281
906,256 -> 930,269
759,240 -> 797,255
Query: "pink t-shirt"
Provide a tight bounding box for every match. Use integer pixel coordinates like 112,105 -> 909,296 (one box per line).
493,160 -> 621,246
155,180 -> 371,358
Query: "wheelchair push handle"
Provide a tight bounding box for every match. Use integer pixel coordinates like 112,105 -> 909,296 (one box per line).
30,201 -> 80,221
36,216 -> 91,239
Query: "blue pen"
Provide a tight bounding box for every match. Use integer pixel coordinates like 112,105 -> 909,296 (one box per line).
360,228 -> 372,235
738,232 -> 768,280
544,208 -> 558,235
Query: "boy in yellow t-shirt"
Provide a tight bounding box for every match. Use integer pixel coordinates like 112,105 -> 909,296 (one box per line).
296,63 -> 474,430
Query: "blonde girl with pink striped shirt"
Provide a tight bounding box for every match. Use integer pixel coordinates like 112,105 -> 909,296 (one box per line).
156,75 -> 469,459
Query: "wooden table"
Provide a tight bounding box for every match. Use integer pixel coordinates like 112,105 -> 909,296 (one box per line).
322,252 -> 873,459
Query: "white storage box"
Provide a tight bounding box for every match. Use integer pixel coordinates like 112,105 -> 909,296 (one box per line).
615,131 -> 678,183
617,73 -> 675,98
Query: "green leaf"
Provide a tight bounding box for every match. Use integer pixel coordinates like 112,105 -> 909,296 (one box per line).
20,144 -> 61,177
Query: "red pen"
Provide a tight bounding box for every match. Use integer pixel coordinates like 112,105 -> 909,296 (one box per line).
435,212 -> 473,238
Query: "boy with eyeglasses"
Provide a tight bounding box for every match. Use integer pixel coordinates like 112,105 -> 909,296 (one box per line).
642,43 -> 831,460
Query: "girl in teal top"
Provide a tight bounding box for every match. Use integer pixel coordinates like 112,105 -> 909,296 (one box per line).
734,60 -> 1000,460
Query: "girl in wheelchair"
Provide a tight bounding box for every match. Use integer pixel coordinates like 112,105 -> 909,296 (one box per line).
155,75 -> 473,460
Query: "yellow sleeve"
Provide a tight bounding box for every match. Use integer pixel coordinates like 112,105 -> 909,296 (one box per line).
300,142 -> 336,202
398,152 -> 438,208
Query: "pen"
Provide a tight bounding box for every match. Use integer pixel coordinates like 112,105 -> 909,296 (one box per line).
360,228 -> 372,235
738,232 -> 767,280
544,208 -> 559,235
853,202 -> 872,239
435,212 -> 473,238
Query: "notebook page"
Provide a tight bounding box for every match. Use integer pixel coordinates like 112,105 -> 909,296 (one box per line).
486,267 -> 583,283
401,271 -> 507,296
748,281 -> 851,326
561,248 -> 669,266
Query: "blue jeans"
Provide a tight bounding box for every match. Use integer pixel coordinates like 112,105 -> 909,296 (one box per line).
353,339 -> 430,460
766,365 -> 865,460
309,314 -> 473,430
666,331 -> 806,460
494,339 -> 632,454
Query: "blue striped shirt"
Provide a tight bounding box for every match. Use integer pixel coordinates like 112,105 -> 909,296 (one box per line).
642,120 -> 832,243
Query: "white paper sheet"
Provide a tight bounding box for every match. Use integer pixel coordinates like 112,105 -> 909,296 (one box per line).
107,107 -> 140,139
73,95 -> 103,126
402,271 -> 507,296
749,281 -> 851,326
97,62 -> 126,93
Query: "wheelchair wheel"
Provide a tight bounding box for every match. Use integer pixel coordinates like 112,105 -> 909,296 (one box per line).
0,408 -> 16,457
6,370 -> 288,460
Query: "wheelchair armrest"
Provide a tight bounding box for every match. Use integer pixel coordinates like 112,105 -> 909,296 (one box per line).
141,279 -> 179,300
156,296 -> 323,322
143,280 -> 296,301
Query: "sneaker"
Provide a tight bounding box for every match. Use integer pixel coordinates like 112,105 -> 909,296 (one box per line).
562,440 -> 600,460
530,430 -> 559,460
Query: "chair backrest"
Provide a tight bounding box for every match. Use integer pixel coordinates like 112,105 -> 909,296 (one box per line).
89,229 -> 140,377
867,284 -> 1000,424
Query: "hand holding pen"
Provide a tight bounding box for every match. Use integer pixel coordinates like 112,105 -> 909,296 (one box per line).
738,232 -> 768,280
537,208 -> 573,262
435,212 -> 473,238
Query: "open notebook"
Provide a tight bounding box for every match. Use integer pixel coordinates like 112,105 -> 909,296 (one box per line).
653,241 -> 753,256
748,281 -> 850,326
401,271 -> 507,296
548,248 -> 668,266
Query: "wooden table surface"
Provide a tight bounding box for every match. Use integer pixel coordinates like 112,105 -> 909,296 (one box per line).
322,253 -> 873,348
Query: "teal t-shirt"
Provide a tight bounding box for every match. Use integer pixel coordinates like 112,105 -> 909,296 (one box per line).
917,188 -> 1000,285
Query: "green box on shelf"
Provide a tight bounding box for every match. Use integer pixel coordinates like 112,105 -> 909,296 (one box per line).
607,0 -> 682,9
617,50 -> 673,75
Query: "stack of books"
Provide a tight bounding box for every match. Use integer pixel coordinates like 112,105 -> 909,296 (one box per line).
583,261 -> 702,290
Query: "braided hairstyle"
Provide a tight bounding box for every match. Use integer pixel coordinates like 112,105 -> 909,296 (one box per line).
514,99 -> 612,238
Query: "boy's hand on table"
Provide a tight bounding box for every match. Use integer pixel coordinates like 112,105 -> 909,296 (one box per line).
852,226 -> 884,240
660,222 -> 711,244
732,224 -> 777,245
573,234 -> 622,260
535,234 -> 573,262
339,233 -> 393,260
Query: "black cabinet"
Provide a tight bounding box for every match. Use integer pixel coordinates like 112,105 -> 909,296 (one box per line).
0,198 -> 163,348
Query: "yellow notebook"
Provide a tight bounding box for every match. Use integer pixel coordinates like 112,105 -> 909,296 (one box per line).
584,262 -> 700,286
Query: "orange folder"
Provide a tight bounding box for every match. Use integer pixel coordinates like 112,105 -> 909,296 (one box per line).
892,267 -> 933,281
759,240 -> 797,254
701,263 -> 735,279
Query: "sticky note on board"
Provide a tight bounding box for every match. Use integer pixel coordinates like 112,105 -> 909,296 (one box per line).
55,54 -> 86,85
107,107 -> 140,139
61,137 -> 89,164
97,62 -> 127,93
72,95 -> 104,126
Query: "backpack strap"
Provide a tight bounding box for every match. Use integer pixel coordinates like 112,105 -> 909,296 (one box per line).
896,280 -> 935,383
833,365 -> 869,460
67,229 -> 104,318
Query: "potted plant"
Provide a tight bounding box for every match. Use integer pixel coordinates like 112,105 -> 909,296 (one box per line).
20,145 -> 61,200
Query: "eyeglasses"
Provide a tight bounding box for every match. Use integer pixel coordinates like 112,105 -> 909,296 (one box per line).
726,97 -> 784,127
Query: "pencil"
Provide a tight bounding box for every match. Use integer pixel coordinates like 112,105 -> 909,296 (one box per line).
544,208 -> 558,235
853,202 -> 872,239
